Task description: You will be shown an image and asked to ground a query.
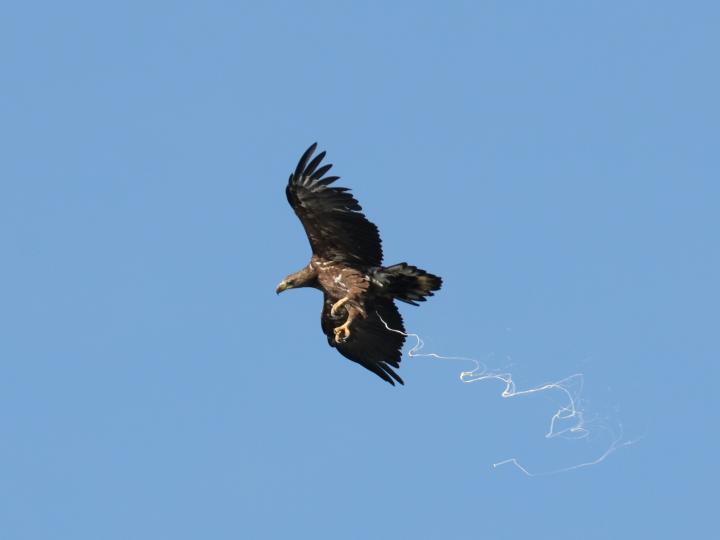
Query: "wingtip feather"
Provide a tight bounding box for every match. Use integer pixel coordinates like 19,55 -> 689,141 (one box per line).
294,143 -> 318,178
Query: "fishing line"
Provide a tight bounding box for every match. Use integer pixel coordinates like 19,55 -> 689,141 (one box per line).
378,313 -> 637,476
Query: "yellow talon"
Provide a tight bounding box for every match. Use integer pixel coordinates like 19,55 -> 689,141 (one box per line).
334,321 -> 351,343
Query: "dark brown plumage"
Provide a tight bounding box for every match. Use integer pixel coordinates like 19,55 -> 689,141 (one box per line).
276,143 -> 442,385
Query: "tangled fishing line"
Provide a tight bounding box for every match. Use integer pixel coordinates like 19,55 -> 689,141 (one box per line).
378,313 -> 637,476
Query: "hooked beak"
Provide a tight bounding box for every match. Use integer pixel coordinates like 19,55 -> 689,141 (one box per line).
276,280 -> 289,295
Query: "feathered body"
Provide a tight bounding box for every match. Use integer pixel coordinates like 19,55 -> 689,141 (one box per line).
276,144 -> 442,385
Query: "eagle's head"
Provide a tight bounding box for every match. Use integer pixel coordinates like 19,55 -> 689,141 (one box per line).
276,265 -> 317,294
275,276 -> 297,294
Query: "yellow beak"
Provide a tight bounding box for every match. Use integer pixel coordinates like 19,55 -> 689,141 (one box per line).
276,281 -> 289,295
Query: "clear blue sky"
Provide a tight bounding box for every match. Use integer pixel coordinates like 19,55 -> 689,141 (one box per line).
1,2 -> 717,538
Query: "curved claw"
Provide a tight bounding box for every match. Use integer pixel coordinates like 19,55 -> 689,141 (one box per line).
334,323 -> 351,343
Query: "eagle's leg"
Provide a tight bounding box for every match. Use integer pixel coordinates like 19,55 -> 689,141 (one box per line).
330,296 -> 367,318
333,304 -> 363,343
330,297 -> 350,318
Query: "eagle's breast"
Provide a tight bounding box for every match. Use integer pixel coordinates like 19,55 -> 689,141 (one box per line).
312,258 -> 369,300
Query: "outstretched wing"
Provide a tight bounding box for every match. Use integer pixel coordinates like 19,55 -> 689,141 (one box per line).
286,143 -> 383,267
321,296 -> 406,385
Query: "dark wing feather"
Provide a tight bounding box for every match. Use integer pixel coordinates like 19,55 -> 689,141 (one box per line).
286,143 -> 383,267
321,296 -> 406,385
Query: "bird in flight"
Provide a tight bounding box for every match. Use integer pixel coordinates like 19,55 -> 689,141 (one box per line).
276,143 -> 442,385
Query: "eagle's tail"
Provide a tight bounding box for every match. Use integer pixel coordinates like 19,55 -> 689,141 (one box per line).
373,263 -> 442,306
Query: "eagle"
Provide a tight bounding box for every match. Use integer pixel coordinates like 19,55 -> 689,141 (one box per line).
276,143 -> 442,385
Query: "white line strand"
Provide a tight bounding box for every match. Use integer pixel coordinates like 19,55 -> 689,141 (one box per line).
377,312 -> 638,476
